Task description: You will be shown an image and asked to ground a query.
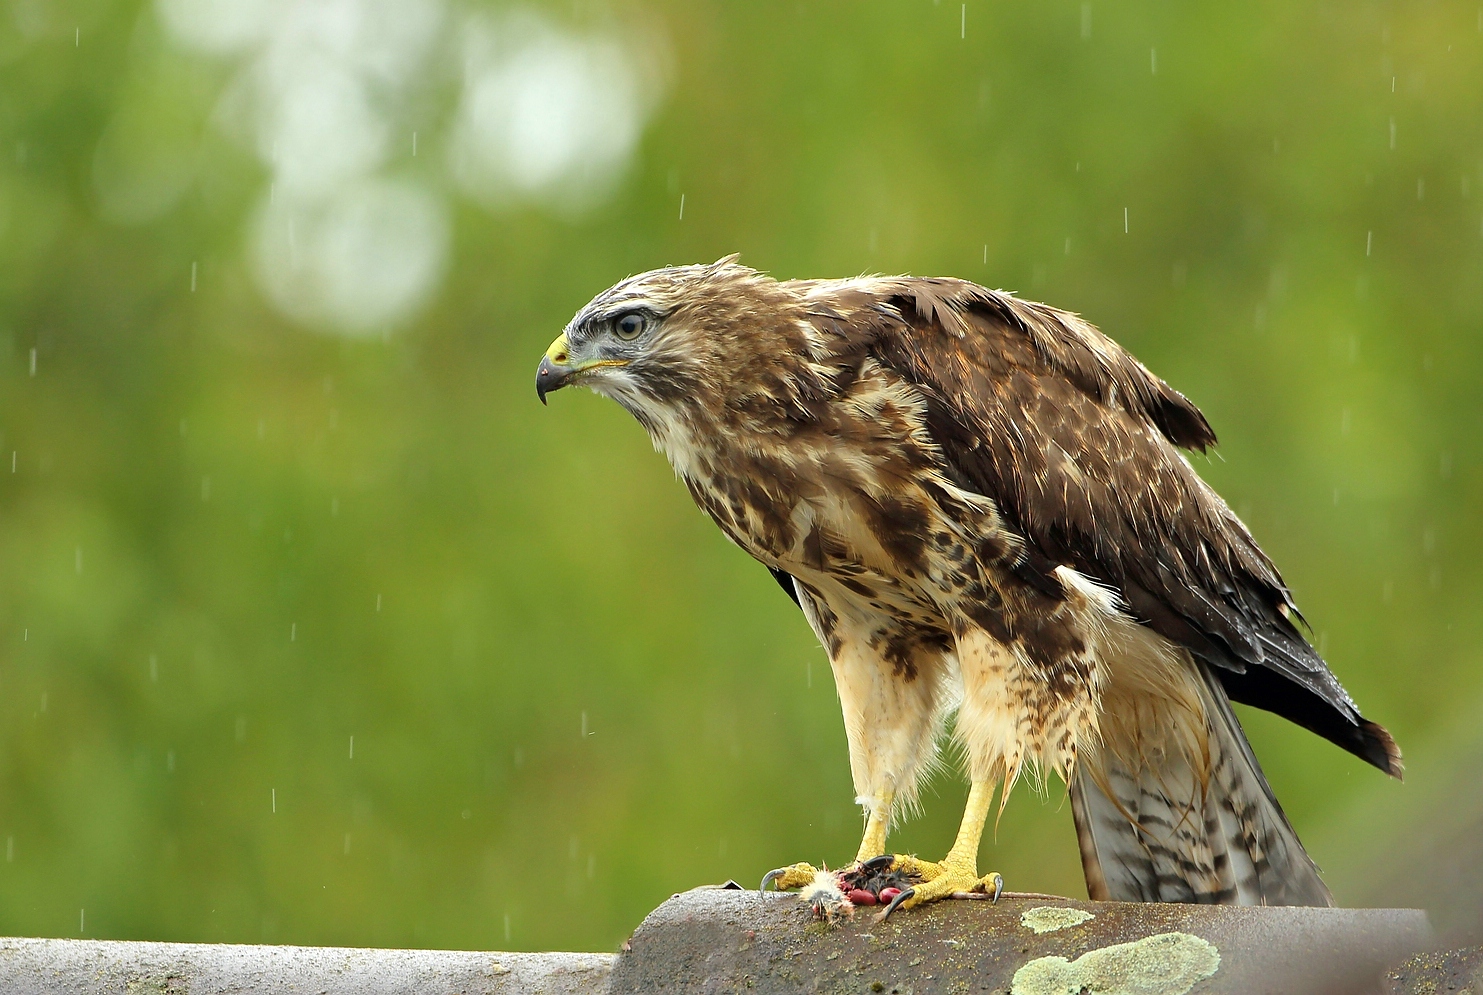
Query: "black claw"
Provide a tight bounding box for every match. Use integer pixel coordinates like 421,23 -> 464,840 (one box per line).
989,875 -> 1004,903
859,854 -> 895,873
879,886 -> 914,920
759,869 -> 783,895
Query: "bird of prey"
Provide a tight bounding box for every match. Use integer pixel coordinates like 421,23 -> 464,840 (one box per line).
535,256 -> 1401,914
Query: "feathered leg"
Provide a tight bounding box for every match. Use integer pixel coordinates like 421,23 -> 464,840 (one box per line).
762,588 -> 951,914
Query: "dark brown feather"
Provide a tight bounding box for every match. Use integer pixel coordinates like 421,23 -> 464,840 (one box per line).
796,277 -> 1399,778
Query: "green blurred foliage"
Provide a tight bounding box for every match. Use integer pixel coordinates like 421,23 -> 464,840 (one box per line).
0,0 -> 1480,954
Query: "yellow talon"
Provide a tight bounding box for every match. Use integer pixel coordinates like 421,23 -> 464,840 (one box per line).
760,861 -> 820,893
878,780 -> 1004,917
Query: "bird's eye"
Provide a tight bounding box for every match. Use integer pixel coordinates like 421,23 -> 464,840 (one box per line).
613,312 -> 647,341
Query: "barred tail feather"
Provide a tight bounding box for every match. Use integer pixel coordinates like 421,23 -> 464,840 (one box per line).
1071,662 -> 1332,906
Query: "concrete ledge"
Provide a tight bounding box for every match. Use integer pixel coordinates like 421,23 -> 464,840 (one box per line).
1385,945 -> 1483,994
609,886 -> 1434,994
0,937 -> 614,995
0,890 -> 1446,994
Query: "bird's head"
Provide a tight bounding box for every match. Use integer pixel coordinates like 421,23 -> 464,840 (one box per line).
536,255 -> 804,433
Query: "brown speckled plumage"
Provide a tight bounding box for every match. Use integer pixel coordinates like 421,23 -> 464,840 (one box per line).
541,257 -> 1401,907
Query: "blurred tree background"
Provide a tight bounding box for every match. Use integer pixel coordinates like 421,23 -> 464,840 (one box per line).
0,0 -> 1479,954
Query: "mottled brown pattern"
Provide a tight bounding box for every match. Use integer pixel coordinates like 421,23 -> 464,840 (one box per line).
544,257 -> 1399,907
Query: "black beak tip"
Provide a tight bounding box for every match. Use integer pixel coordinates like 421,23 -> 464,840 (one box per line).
535,356 -> 557,406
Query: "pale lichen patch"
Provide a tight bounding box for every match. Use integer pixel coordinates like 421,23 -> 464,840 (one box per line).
1011,931 -> 1219,995
1020,906 -> 1095,934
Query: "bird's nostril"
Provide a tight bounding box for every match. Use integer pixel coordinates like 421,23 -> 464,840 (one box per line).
553,352 -> 568,364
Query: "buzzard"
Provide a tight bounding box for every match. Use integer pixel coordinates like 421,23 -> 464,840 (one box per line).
536,257 -> 1400,914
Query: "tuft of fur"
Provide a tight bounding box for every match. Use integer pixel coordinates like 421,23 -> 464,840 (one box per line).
799,869 -> 854,921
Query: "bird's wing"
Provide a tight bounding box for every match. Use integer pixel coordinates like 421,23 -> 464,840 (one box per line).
802,277 -> 1399,776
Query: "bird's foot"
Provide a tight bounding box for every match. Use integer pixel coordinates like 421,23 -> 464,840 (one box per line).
759,861 -> 823,894
761,855 -> 909,921
763,854 -> 997,921
875,855 -> 1002,919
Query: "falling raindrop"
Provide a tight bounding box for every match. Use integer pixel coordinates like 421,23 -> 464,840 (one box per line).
580,711 -> 588,737
29,348 -> 36,376
376,594 -> 382,612
349,735 -> 355,759
1123,207 -> 1128,233
1366,231 -> 1372,256
10,451 -> 14,472
1080,3 -> 1091,39
678,194 -> 685,220
504,914 -> 511,943
290,622 -> 297,642
1150,48 -> 1157,74
1416,177 -> 1425,200
806,659 -> 812,688
960,4 -> 965,39
191,261 -> 197,292
80,909 -> 84,934
412,131 -> 418,157
272,788 -> 277,813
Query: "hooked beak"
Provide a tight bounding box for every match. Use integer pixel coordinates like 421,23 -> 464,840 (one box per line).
535,333 -> 575,405
535,331 -> 630,404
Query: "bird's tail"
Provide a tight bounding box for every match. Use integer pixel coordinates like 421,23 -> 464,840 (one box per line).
1070,661 -> 1332,906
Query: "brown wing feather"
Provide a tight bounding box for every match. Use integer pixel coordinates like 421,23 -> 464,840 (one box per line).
799,276 -> 1399,777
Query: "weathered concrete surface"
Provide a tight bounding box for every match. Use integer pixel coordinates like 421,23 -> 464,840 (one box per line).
0,937 -> 614,994
1384,945 -> 1483,994
609,887 -> 1434,995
